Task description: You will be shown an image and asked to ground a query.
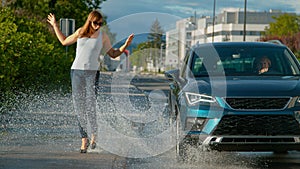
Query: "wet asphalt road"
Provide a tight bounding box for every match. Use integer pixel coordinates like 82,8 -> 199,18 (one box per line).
1,72 -> 300,169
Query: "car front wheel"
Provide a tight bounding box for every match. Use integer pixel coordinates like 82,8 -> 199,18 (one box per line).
175,106 -> 188,161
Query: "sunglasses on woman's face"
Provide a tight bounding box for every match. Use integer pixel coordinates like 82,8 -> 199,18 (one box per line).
92,21 -> 103,26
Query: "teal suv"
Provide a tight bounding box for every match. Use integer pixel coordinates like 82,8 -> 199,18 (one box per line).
165,42 -> 300,157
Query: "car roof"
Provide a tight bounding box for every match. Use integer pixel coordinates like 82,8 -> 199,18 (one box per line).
191,41 -> 286,50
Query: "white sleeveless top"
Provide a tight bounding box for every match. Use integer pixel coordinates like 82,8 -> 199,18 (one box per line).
71,31 -> 102,70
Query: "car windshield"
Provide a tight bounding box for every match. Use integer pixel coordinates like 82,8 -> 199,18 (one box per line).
191,46 -> 300,77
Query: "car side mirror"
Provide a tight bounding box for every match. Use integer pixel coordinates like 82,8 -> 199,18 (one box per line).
165,69 -> 180,81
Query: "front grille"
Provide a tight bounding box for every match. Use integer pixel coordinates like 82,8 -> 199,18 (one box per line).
225,97 -> 290,110
212,115 -> 300,136
221,137 -> 295,143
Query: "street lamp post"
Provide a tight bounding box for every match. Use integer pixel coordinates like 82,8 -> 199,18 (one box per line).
212,0 -> 216,42
243,0 -> 247,41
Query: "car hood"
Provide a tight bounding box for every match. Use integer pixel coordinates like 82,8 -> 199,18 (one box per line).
188,76 -> 300,97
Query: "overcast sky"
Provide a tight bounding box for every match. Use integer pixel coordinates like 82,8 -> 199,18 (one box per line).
99,0 -> 300,42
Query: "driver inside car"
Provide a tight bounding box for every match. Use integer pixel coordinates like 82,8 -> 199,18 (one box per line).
255,56 -> 271,74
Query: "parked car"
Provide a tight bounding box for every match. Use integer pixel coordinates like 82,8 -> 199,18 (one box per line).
165,42 -> 300,158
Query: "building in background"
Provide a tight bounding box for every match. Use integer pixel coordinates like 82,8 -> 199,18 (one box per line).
165,29 -> 179,69
166,9 -> 294,67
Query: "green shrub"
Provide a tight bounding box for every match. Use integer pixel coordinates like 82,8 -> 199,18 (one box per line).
0,7 -> 74,92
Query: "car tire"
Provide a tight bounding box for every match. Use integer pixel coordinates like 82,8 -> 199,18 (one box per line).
175,106 -> 189,162
168,91 -> 176,126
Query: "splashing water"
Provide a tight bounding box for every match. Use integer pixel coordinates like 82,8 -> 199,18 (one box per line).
0,72 -> 274,168
0,88 -> 78,152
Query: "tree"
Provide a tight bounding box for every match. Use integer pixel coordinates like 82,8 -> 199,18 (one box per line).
265,14 -> 300,36
261,13 -> 300,57
147,19 -> 165,67
11,0 -> 90,27
0,7 -> 73,92
130,20 -> 166,71
85,0 -> 107,10
130,41 -> 151,70
148,18 -> 164,48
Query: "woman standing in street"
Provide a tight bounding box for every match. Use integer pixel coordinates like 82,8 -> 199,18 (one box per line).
47,10 -> 134,153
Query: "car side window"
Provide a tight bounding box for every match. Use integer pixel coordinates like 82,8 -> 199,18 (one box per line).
192,57 -> 202,73
283,49 -> 300,75
190,57 -> 203,76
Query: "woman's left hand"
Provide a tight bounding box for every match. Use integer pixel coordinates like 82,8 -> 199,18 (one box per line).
125,34 -> 134,46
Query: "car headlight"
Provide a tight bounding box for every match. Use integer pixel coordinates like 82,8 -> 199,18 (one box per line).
185,92 -> 216,105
